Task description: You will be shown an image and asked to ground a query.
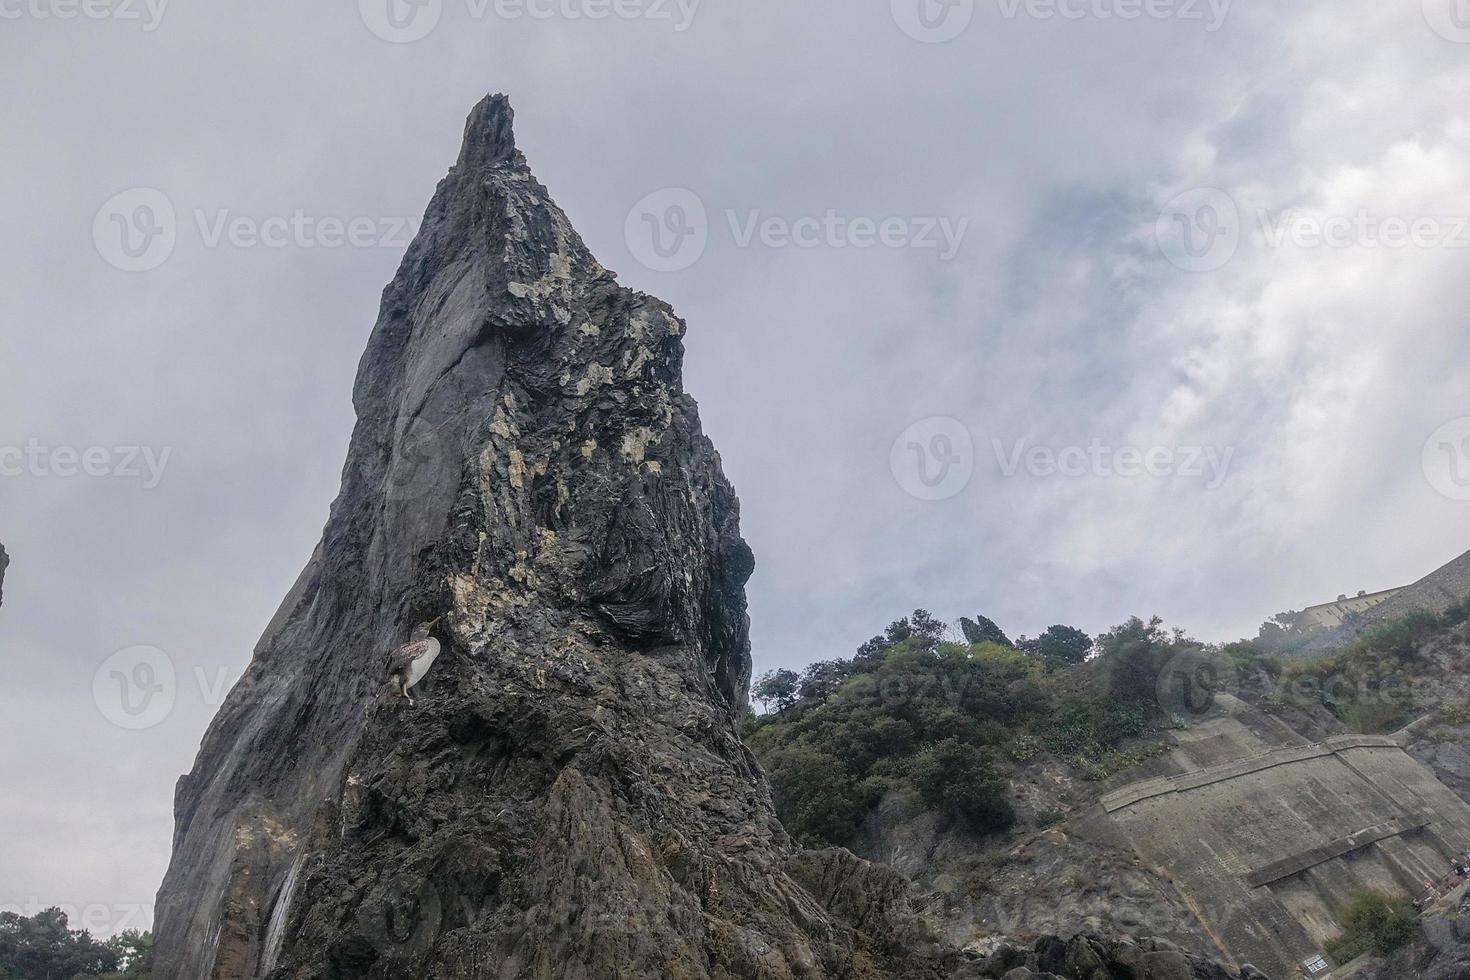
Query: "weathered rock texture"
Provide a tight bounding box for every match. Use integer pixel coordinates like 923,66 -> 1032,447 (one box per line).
1349,892 -> 1470,980
0,541 -> 8,607
955,935 -> 1269,980
856,789 -> 1216,960
151,95 -> 953,980
1096,695 -> 1470,979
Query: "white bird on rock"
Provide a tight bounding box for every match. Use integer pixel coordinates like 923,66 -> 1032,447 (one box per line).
386,617 -> 442,705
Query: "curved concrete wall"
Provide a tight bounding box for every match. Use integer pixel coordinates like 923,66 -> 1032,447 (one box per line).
1104,718 -> 1470,978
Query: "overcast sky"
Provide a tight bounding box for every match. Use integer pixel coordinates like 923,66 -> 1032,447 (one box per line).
3,0 -> 1470,938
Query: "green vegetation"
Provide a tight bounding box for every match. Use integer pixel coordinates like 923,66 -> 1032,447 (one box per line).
0,909 -> 152,980
747,598 -> 1470,849
1326,888 -> 1419,960
745,610 -> 1196,847
1269,599 -> 1470,734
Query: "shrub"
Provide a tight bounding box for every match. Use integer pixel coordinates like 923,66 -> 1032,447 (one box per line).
1019,625 -> 1094,667
1326,889 -> 1419,960
747,609 -> 1187,847
907,739 -> 1015,835
756,744 -> 878,845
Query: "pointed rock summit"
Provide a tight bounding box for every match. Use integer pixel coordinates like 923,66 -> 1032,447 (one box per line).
151,96 -> 947,980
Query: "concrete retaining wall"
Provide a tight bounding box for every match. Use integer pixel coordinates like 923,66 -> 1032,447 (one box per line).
1104,711 -> 1470,978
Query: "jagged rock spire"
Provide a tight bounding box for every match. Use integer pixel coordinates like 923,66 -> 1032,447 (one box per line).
150,96 -> 946,980
456,92 -> 520,169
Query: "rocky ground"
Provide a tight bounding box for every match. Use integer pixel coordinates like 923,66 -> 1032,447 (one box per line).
855,790 -> 1218,960
1340,893 -> 1470,980
955,935 -> 1269,979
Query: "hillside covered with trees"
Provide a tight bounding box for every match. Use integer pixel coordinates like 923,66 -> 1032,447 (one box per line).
747,599 -> 1470,850
0,910 -> 151,980
744,610 -> 1200,846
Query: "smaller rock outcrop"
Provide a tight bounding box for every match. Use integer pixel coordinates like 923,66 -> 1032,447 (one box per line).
1350,894 -> 1470,980
0,542 -> 8,608
957,935 -> 1270,980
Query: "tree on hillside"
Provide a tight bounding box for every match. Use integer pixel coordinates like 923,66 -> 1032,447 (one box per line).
752,669 -> 801,713
0,908 -> 121,979
1020,624 -> 1094,667
1095,616 -> 1180,704
1256,609 -> 1314,650
796,660 -> 853,704
104,929 -> 154,977
908,738 -> 1015,835
959,615 -> 1013,648
856,610 -> 950,662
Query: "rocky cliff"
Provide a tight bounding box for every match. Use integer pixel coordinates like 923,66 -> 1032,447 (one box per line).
151,95 -> 954,980
957,935 -> 1269,980
1,541 -> 9,607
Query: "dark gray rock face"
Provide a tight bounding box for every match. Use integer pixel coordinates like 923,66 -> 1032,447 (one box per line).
0,541 -> 8,607
151,95 -> 950,980
956,935 -> 1270,980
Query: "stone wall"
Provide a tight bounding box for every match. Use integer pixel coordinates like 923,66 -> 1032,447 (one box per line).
1098,699 -> 1470,978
